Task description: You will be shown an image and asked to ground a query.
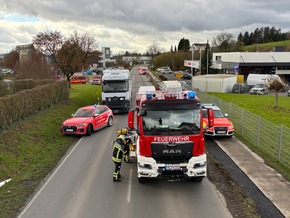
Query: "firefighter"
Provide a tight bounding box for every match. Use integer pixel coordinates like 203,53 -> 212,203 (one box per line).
117,129 -> 132,163
112,134 -> 126,182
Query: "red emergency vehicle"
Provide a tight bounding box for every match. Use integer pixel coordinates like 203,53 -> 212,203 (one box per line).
127,90 -> 214,183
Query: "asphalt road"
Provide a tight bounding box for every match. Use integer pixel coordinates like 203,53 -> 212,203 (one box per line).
18,67 -> 232,218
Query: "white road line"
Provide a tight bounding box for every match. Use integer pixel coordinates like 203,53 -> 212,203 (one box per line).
127,169 -> 133,203
17,137 -> 84,218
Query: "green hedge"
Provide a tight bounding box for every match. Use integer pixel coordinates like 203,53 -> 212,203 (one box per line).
0,79 -> 55,97
0,79 -> 69,131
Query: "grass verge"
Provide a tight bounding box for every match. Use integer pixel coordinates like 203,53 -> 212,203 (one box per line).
210,92 -> 290,181
0,84 -> 101,218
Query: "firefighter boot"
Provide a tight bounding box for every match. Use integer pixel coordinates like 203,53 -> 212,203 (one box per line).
113,172 -> 121,182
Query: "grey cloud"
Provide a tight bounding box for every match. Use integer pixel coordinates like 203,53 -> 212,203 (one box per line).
1,0 -> 290,53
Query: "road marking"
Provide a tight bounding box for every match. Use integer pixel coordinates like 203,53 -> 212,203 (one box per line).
17,137 -> 84,218
127,169 -> 133,203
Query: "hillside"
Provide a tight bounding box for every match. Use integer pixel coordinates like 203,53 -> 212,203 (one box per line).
244,40 -> 290,52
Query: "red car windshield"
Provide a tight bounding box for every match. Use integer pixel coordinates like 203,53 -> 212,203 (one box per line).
74,109 -> 94,117
203,109 -> 224,118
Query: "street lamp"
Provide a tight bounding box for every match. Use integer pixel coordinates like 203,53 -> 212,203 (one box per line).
172,51 -> 175,71
190,44 -> 194,76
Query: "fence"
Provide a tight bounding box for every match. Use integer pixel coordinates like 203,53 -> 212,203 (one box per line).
197,91 -> 290,169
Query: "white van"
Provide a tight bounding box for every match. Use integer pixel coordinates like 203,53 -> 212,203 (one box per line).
247,74 -> 280,86
159,80 -> 182,92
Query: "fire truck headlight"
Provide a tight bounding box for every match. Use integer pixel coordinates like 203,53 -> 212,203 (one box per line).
138,162 -> 152,169
193,162 -> 206,168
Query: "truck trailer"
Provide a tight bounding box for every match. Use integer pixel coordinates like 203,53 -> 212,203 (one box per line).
127,90 -> 214,183
101,69 -> 131,112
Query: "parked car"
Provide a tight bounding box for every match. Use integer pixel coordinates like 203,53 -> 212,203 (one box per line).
161,69 -> 173,74
182,73 -> 192,80
60,105 -> 114,136
90,75 -> 102,85
232,83 -> 249,93
70,75 -> 89,85
249,84 -> 269,95
202,103 -> 234,137
157,67 -> 171,73
288,90 -> 290,97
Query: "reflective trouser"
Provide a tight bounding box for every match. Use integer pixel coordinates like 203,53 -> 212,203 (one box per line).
113,161 -> 121,180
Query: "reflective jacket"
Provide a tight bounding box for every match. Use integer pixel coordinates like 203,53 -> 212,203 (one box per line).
112,140 -> 125,162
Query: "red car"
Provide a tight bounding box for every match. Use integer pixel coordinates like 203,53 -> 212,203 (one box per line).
90,75 -> 102,85
60,105 -> 114,136
138,66 -> 149,75
202,103 -> 234,137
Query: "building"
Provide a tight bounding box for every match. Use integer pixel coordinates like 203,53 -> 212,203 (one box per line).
212,52 -> 290,81
16,44 -> 35,62
122,55 -> 152,65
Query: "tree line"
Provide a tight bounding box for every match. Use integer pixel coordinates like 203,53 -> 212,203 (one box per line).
237,26 -> 290,46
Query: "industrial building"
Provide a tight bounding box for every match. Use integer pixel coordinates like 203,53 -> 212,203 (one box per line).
212,52 -> 290,82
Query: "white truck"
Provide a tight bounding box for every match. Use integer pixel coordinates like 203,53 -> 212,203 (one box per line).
101,69 -> 131,112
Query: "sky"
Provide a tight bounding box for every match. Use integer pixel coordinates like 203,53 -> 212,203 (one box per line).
1,0 -> 290,55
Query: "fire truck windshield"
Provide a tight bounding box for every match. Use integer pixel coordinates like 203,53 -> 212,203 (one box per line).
142,109 -> 201,135
102,80 -> 129,92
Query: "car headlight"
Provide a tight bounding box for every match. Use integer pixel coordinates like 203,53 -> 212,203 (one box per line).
77,123 -> 86,127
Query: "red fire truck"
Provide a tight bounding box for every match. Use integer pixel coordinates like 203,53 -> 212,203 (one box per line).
127,90 -> 214,183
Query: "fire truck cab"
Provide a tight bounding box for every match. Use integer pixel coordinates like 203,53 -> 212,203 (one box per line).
127,90 -> 214,183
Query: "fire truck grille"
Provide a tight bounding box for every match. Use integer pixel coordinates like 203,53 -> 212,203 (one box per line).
151,142 -> 193,164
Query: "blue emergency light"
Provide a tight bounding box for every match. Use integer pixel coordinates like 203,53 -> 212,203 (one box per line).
146,93 -> 153,99
188,91 -> 196,98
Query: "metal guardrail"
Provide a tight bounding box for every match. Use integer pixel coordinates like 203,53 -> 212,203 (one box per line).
196,91 -> 290,169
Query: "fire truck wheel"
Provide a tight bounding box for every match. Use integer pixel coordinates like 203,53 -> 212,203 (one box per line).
138,177 -> 149,183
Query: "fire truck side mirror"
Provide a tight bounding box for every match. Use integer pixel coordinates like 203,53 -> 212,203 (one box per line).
128,110 -> 135,129
208,109 -> 214,127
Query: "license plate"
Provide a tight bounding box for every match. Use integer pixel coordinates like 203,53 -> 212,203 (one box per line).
217,131 -> 226,134
164,165 -> 180,171
66,129 -> 74,132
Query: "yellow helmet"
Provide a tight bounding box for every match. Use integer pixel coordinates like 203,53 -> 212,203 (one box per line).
117,129 -> 127,135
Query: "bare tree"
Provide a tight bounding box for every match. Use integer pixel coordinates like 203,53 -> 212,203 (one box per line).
267,76 -> 289,108
212,32 -> 236,52
147,42 -> 161,57
33,30 -> 99,87
67,31 -> 99,70
4,49 -> 19,70
56,41 -> 84,86
15,50 -> 53,80
33,30 -> 64,64
147,42 -> 162,70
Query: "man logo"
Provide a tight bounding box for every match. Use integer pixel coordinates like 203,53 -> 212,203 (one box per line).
163,149 -> 182,154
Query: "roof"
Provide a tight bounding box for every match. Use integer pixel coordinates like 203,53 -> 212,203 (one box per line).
213,52 -> 290,64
